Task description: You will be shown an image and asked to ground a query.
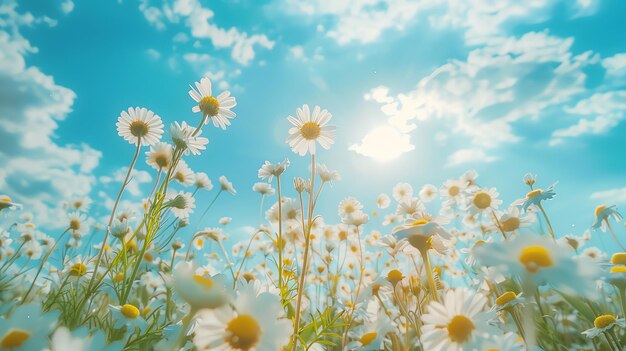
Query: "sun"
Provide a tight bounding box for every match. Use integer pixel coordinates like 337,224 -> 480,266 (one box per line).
350,125 -> 415,161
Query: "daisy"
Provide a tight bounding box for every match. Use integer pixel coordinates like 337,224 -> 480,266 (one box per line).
316,163 -> 340,185
498,207 -> 534,233
0,195 -> 20,212
194,172 -> 213,191
592,205 -> 622,232
193,288 -> 291,350
339,197 -> 363,218
50,327 -> 117,351
68,197 -> 92,212
170,160 -> 194,186
67,211 -> 88,236
392,215 -> 451,252
376,193 -> 390,209
582,315 -> 626,338
252,182 -> 274,196
145,142 -> 173,171
419,184 -> 438,203
219,176 -> 237,195
516,182 -> 557,211
347,312 -> 395,350
173,262 -> 230,310
474,234 -> 600,297
109,304 -> 147,332
189,77 -> 237,129
164,192 -> 195,219
342,210 -> 370,227
467,188 -> 502,216
421,288 -> 496,351
116,107 -> 164,146
257,159 -> 290,182
523,173 -> 537,187
392,183 -> 413,203
219,217 -> 232,225
170,121 -> 209,155
0,304 -> 58,350
286,104 -> 335,156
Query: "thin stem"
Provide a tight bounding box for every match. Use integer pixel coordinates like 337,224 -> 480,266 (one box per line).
23,229 -> 69,302
87,139 -> 142,295
419,248 -> 439,303
292,154 -> 316,351
537,203 -> 555,240
607,220 -> 626,252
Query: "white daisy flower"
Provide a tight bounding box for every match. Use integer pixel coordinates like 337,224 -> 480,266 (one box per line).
116,107 -> 164,146
419,184 -> 438,203
194,172 -> 213,191
392,182 -> 413,203
376,193 -> 390,209
474,234 -> 600,297
421,288 -> 497,351
219,217 -> 232,225
338,197 -> 363,217
219,176 -> 236,195
189,77 -> 237,129
109,304 -> 147,333
286,104 -> 336,156
67,197 -> 92,212
145,142 -> 173,171
0,304 -> 57,350
170,160 -> 194,186
467,187 -> 502,215
193,288 -> 291,350
0,194 -> 21,212
582,315 -> 626,339
170,121 -> 209,155
252,182 -> 274,196
316,163 -> 340,185
173,261 -> 230,310
164,191 -> 195,219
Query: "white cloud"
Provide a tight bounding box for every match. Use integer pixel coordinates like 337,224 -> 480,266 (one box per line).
602,53 -> 626,77
550,91 -> 626,145
288,45 -> 324,62
61,0 -> 75,14
282,0 -> 595,45
139,0 -> 274,65
0,4 -> 101,228
146,48 -> 161,60
349,124 -> 415,161
447,148 -> 497,167
591,187 -> 626,204
361,31 -> 598,163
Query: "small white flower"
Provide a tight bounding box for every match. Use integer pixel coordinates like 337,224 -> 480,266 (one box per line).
189,77 -> 237,129
116,107 -> 164,146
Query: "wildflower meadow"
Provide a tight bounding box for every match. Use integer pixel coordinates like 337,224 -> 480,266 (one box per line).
2,1 -> 626,351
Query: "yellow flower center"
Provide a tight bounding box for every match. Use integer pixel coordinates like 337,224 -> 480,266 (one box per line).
193,275 -> 215,288
129,120 -> 149,137
143,252 -> 154,262
611,266 -> 626,273
526,189 -> 543,198
69,219 -> 81,231
594,314 -> 617,329
411,219 -> 429,226
0,195 -> 12,203
448,186 -> 460,196
387,269 -> 404,286
473,192 -> 492,209
114,272 -> 125,282
155,154 -> 170,169
69,263 -> 87,276
501,217 -> 520,232
595,205 -> 607,217
120,304 -> 140,319
344,204 -> 355,214
611,253 -> 626,265
519,246 -> 553,273
225,314 -> 261,350
447,315 -> 474,343
495,291 -> 517,306
242,272 -> 256,282
199,96 -> 220,117
360,332 -> 378,346
300,122 -> 321,140
0,329 -> 30,348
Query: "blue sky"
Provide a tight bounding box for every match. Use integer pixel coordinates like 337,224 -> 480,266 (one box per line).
1,0 -> 626,249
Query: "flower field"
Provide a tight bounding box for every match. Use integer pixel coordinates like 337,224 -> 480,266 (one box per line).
0,75 -> 625,351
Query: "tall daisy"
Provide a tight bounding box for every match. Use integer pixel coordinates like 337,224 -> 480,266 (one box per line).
189,77 -> 237,129
286,104 -> 335,156
420,288 -> 496,351
170,121 -> 209,155
116,107 -> 164,146
193,288 -> 291,350
145,142 -> 173,171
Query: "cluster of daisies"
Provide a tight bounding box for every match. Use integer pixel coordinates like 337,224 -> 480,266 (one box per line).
0,76 -> 625,351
